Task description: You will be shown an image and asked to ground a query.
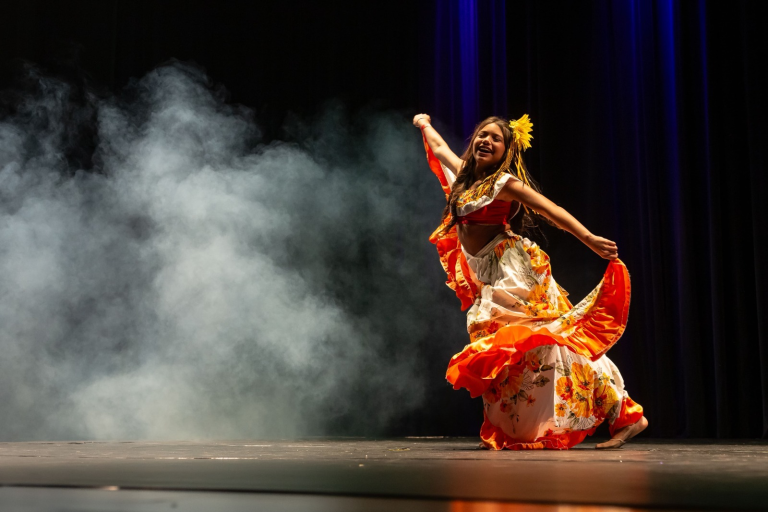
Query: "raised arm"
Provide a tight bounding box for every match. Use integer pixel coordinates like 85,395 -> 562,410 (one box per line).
413,114 -> 464,176
498,180 -> 619,260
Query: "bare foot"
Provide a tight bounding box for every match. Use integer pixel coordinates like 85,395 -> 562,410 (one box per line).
595,416 -> 648,450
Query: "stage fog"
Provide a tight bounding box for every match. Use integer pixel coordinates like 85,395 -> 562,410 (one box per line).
0,62 -> 444,440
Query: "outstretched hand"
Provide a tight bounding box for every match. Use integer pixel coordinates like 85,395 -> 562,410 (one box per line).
586,235 -> 619,260
413,113 -> 431,128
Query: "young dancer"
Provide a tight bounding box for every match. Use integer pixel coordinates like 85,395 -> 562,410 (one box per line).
415,113 -> 647,449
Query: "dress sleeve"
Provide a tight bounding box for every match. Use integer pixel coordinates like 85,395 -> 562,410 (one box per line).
441,163 -> 456,189
422,132 -> 452,198
423,132 -> 479,310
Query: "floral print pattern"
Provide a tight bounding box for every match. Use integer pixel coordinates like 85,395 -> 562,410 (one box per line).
466,235 -> 577,342
483,345 -> 624,442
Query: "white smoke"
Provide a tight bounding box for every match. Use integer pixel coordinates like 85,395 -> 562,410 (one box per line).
0,62 -> 441,440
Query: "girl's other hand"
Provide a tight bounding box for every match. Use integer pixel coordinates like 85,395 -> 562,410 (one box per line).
586,235 -> 619,260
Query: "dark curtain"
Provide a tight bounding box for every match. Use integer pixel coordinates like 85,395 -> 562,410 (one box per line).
0,0 -> 765,438
472,0 -> 767,438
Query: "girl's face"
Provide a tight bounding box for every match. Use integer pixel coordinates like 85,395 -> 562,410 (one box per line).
472,122 -> 507,170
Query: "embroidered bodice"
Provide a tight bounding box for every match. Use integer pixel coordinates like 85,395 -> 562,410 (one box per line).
456,169 -> 521,225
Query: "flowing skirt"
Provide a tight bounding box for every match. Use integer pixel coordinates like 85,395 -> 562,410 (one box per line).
448,232 -> 643,450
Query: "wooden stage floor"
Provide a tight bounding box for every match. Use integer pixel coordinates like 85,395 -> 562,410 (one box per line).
0,438 -> 765,511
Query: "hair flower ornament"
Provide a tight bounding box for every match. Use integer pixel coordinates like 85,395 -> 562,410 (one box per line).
509,114 -> 533,152
498,114 -> 536,213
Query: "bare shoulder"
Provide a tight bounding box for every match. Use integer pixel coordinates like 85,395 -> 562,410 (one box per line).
498,175 -> 545,202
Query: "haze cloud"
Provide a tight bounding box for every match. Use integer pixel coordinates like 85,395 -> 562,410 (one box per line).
0,62 -> 443,440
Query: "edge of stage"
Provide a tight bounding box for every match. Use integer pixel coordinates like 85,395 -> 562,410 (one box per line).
0,437 -> 766,511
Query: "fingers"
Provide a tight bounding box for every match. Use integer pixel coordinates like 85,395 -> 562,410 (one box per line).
602,246 -> 619,260
592,237 -> 618,260
412,113 -> 431,127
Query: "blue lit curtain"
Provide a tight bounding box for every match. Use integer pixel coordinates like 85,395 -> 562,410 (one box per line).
577,0 -> 767,438
432,0 -> 507,140
427,0 -> 767,437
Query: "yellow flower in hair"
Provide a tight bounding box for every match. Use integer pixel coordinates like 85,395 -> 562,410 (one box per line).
509,114 -> 533,151
502,114 -> 537,215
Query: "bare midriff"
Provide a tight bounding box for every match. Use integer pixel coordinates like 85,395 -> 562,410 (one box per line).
458,223 -> 508,256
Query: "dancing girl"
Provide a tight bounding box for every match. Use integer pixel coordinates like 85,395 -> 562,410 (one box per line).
414,113 -> 647,450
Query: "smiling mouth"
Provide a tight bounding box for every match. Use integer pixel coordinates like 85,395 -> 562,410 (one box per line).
477,146 -> 492,155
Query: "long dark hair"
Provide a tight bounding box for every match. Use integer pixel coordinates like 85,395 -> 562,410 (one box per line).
441,116 -> 546,237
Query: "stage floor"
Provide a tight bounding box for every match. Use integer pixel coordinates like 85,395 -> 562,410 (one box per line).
0,438 -> 765,511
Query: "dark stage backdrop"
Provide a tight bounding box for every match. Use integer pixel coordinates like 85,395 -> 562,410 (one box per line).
0,1 -> 765,439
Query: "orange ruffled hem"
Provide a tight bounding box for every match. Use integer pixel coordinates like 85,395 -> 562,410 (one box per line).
479,410 -> 592,450
609,397 -> 644,436
479,398 -> 644,450
446,259 -> 631,399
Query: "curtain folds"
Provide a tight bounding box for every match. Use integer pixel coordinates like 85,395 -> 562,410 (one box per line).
428,0 -> 767,437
